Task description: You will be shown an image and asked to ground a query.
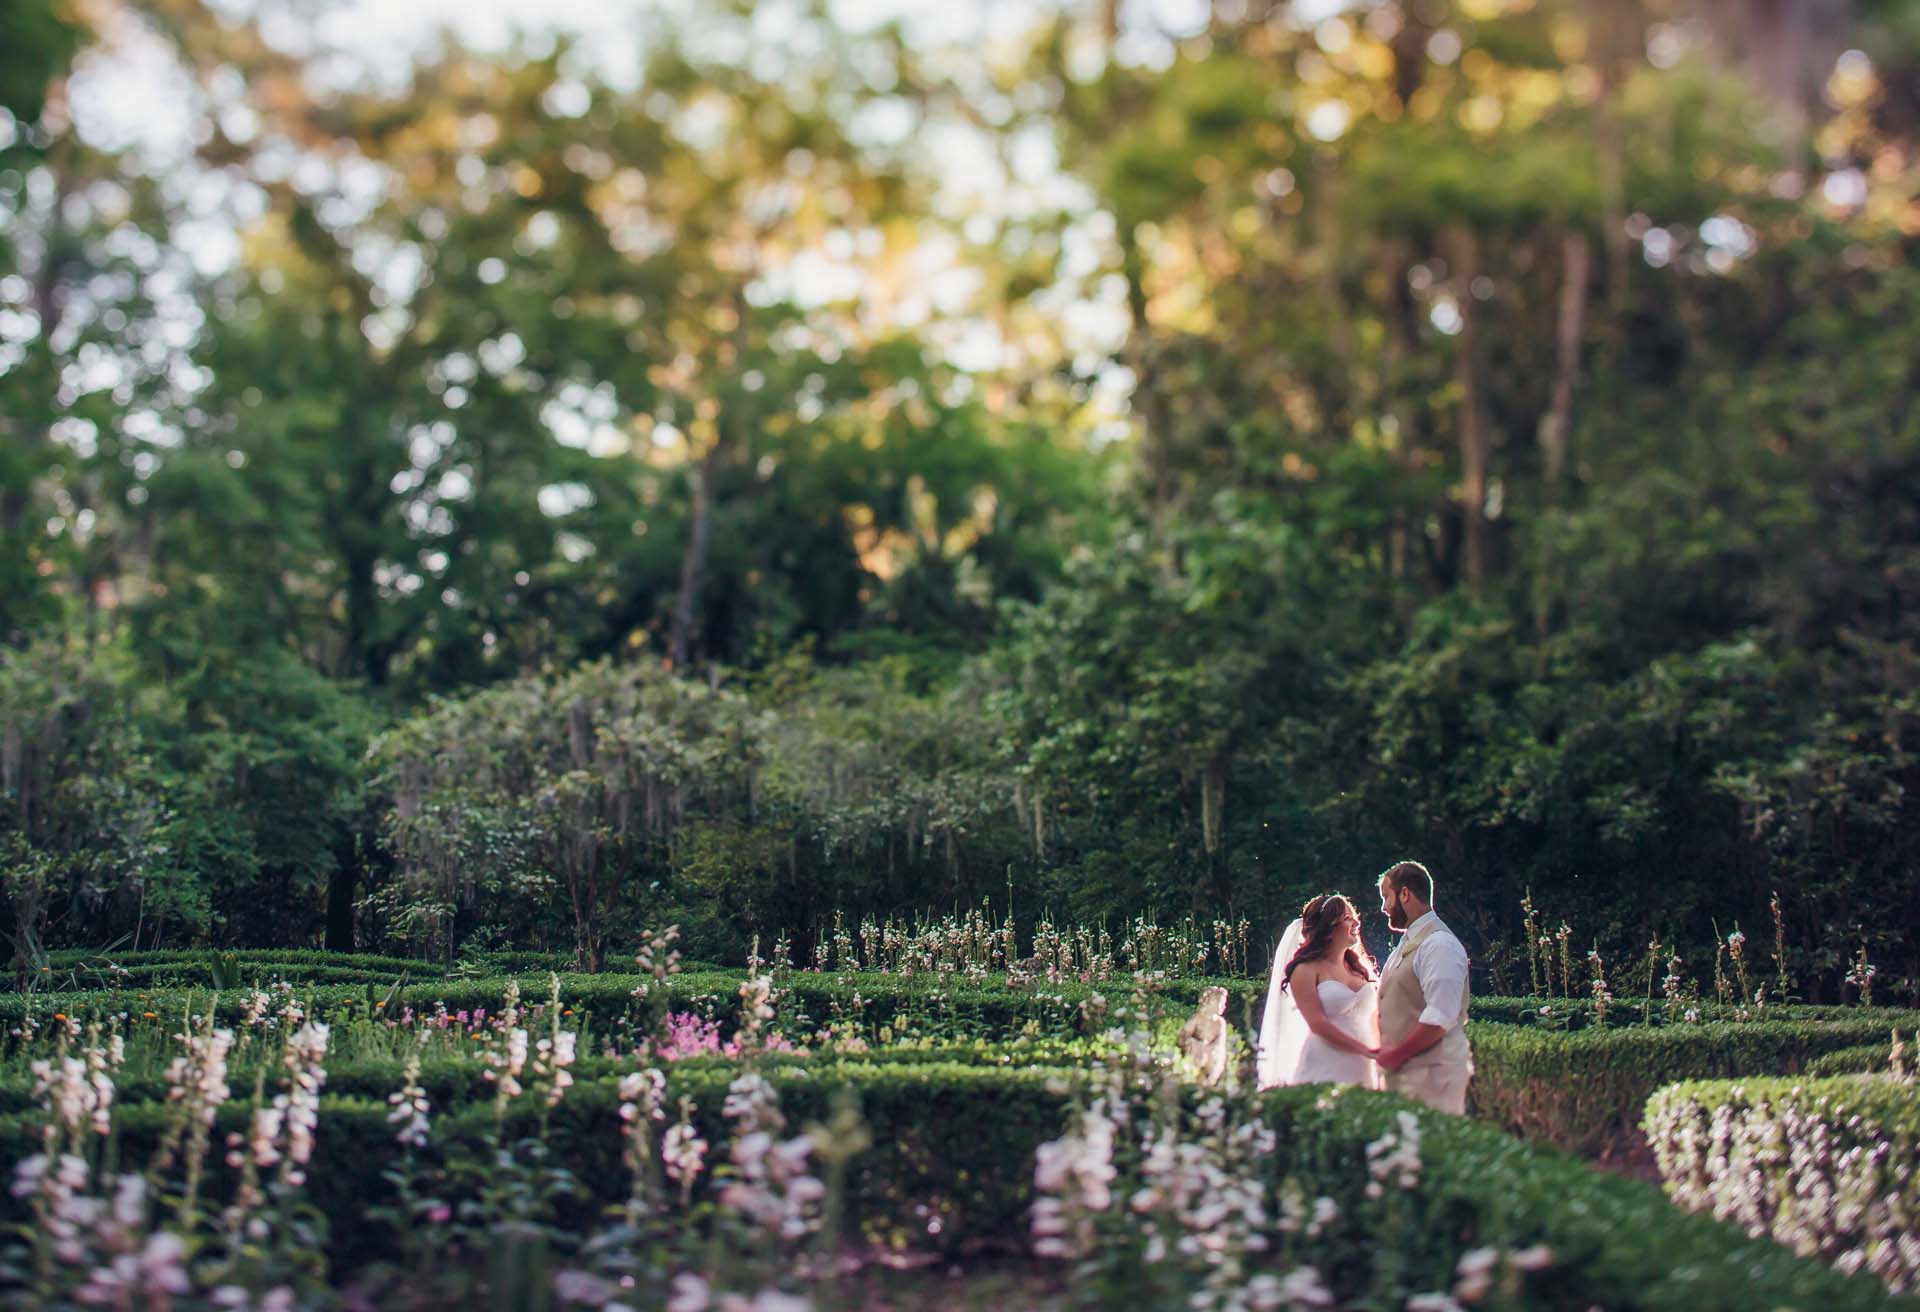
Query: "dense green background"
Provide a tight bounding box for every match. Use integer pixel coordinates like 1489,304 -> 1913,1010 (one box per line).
2,0 -> 1916,998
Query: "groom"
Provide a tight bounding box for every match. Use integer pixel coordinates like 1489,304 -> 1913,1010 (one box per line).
1372,860 -> 1473,1114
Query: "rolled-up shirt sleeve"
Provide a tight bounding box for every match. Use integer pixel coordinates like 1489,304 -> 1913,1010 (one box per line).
1413,934 -> 1469,1029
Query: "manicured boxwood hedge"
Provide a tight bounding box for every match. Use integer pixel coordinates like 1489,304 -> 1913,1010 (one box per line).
0,1035 -> 1118,1116
1645,1074 -> 1920,1293
1467,1018 -> 1910,1156
0,969 -> 1170,1037
1467,994 -> 1920,1030
0,1066 -> 1905,1309
1805,1041 -> 1903,1077
16,962 -> 432,993
28,947 -> 432,977
13,954 -> 1917,1038
10,950 -> 724,993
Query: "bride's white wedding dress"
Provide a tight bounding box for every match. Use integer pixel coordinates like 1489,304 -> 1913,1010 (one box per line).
1257,918 -> 1384,1090
1291,978 -> 1382,1088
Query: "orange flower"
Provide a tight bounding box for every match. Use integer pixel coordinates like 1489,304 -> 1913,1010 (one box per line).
375,1001 -> 386,1009
52,1013 -> 66,1022
143,1012 -> 156,1019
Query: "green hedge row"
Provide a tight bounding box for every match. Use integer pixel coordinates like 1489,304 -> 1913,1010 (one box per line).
1805,1042 -> 1904,1077
31,947 -> 432,975
0,1066 -> 1903,1309
1466,1018 -> 1907,1156
0,1034 -> 1118,1116
19,963 -> 434,994
1466,994 -> 1920,1030
13,959 -> 1918,1040
1645,1074 -> 1920,1294
0,969 -> 1151,1035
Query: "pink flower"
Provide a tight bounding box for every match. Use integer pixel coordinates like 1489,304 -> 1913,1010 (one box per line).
657,1013 -> 724,1061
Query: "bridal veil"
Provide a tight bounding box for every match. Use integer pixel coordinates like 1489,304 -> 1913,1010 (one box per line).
1256,917 -> 1307,1088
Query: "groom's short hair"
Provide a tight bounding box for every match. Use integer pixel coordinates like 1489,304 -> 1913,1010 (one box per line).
1379,860 -> 1433,905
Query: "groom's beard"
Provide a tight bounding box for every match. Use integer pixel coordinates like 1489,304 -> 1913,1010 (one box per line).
1387,905 -> 1409,931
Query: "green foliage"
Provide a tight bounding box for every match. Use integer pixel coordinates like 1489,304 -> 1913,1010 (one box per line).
0,638 -> 377,958
1469,1019 -> 1915,1156
365,658 -> 765,967
0,640 -> 159,967
34,946 -> 431,975
0,1064 -> 1901,1308
1805,1042 -> 1903,1077
3,0 -> 1919,1000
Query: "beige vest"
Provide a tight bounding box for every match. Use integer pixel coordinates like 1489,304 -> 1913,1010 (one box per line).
1379,916 -> 1471,1074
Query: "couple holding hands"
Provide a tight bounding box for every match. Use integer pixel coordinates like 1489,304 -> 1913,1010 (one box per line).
1256,860 -> 1473,1114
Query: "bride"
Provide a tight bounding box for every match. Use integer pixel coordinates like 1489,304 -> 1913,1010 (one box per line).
1257,894 -> 1382,1090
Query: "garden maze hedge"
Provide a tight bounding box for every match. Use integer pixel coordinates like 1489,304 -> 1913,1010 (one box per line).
1,1061 -> 1908,1309
4,952 -> 1915,1307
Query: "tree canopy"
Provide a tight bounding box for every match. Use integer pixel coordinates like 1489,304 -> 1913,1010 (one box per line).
2,0 -> 1915,998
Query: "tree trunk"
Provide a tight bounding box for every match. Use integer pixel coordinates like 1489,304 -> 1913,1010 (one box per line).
337,432 -> 391,687
1449,228 -> 1490,597
1751,0 -> 1819,169
667,453 -> 714,671
1541,231 -> 1592,488
1381,9 -> 1434,591
1591,7 -> 1633,326
1200,750 -> 1227,857
1,100 -> 70,556
1382,236 -> 1426,592
1119,224 -> 1177,517
1315,162 -> 1355,383
1201,749 -> 1231,907
325,834 -> 358,952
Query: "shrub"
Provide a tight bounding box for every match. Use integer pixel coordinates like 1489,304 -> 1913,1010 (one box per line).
0,1034 -> 1120,1116
0,1065 -> 1898,1309
10,958 -> 1916,1043
1467,994 -> 1920,1030
0,969 -> 1168,1040
1645,1074 -> 1920,1293
1805,1042 -> 1903,1077
1468,1019 -> 1908,1156
31,947 -> 431,976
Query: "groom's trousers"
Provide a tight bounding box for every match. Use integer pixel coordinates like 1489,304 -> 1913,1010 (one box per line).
1387,1063 -> 1469,1115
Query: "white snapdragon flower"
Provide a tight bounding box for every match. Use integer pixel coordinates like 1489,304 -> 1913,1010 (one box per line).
665,1273 -> 711,1312
387,1052 -> 431,1150
619,1068 -> 667,1126
1364,1111 -> 1424,1198
662,1123 -> 707,1185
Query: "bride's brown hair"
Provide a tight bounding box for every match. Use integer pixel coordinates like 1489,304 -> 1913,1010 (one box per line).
1282,894 -> 1377,992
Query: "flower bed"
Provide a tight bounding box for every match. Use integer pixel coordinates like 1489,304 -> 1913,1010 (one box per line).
1644,1074 -> 1920,1293
0,969 -> 1213,1043
1468,1019 -> 1905,1156
9,957 -> 1916,1173
0,1063 -> 1901,1310
10,964 -> 1914,1041
0,945 -> 1910,1311
0,1034 -> 1120,1116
